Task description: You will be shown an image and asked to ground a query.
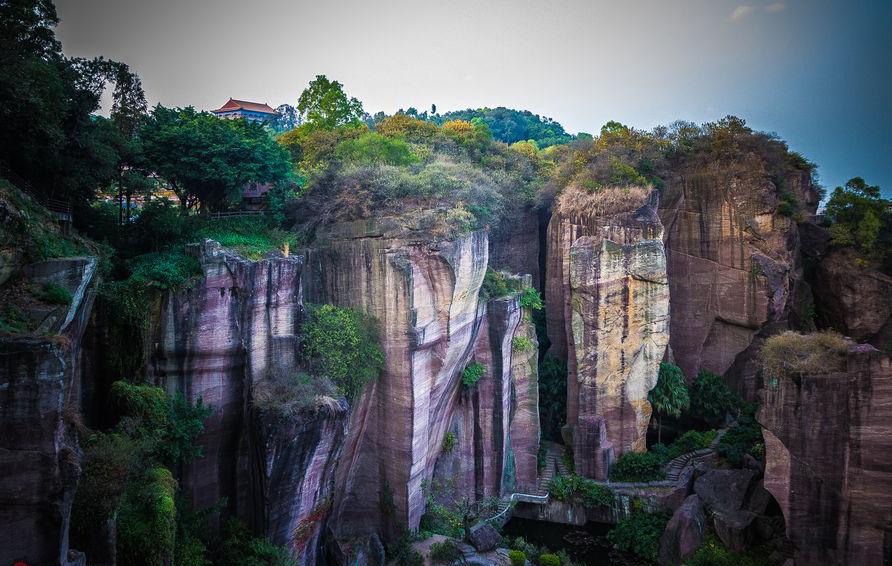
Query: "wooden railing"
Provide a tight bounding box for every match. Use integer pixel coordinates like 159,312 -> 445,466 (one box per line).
207,210 -> 267,219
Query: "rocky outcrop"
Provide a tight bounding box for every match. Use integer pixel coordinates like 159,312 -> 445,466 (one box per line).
811,248 -> 892,348
760,344 -> 892,565
487,205 -> 541,290
0,257 -> 97,566
545,188 -> 670,478
659,167 -> 815,398
304,217 -> 540,546
149,241 -> 343,564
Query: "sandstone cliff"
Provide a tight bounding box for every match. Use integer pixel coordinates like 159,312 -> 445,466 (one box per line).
304,217 -> 540,550
659,167 -> 817,398
148,241 -> 345,563
760,344 -> 892,565
545,187 -> 670,478
0,256 -> 98,566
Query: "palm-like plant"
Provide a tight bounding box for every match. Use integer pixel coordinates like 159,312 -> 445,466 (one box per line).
648,363 -> 690,444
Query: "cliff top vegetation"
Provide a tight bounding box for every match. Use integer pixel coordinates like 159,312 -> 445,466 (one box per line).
760,330 -> 848,381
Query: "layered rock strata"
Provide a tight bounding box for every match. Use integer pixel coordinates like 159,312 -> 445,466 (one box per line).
545,188 -> 670,478
760,344 -> 892,565
659,168 -> 817,398
304,217 -> 540,547
149,241 -> 344,564
0,257 -> 98,566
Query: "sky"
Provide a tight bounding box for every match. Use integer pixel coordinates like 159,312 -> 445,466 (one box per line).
55,0 -> 892,196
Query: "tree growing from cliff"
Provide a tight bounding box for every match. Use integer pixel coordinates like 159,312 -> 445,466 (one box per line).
301,304 -> 384,401
648,362 -> 689,443
297,75 -> 364,130
825,177 -> 891,270
689,370 -> 741,426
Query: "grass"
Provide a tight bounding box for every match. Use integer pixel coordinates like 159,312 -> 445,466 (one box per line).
34,282 -> 73,305
548,474 -> 614,507
760,330 -> 848,381
195,217 -> 299,261
0,304 -> 29,334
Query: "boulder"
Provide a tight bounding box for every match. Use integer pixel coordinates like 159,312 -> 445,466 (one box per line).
693,469 -> 756,515
468,523 -> 501,552
659,494 -> 706,566
713,509 -> 756,551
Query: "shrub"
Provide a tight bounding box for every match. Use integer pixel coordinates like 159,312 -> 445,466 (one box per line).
116,466 -> 178,566
607,510 -> 670,562
663,429 -> 718,460
252,371 -> 336,417
302,304 -> 384,400
539,354 -> 567,441
518,287 -> 543,310
609,451 -> 665,482
716,407 -> 764,467
689,370 -> 742,424
461,361 -> 486,388
539,553 -> 560,566
0,304 -> 29,334
512,335 -> 535,353
509,549 -> 527,566
429,539 -> 462,564
548,474 -> 614,507
683,535 -> 760,566
442,431 -> 457,453
481,268 -> 519,299
218,518 -> 297,566
34,282 -> 73,305
132,198 -> 192,251
649,362 -> 689,443
760,331 -> 848,382
128,250 -> 202,290
335,132 -> 419,166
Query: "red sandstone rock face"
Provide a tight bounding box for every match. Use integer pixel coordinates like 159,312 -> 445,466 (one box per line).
759,345 -> 892,565
487,205 -> 542,290
545,190 -> 670,478
0,257 -> 97,566
150,241 -> 343,564
812,248 -> 892,349
659,168 -> 812,398
304,218 -> 540,545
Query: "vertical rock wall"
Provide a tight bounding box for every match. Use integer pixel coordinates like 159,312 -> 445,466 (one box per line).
0,257 -> 97,566
545,190 -> 670,479
304,217 -> 540,547
759,345 -> 892,566
658,168 -> 815,398
149,241 -> 344,564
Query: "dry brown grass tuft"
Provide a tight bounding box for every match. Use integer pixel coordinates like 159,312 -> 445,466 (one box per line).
760,330 -> 848,380
252,370 -> 336,417
555,185 -> 650,223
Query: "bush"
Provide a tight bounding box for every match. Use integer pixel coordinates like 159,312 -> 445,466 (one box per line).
335,132 -> 419,166
539,553 -> 560,566
512,335 -> 535,353
610,451 -> 665,482
132,198 -> 192,251
0,304 -> 29,334
429,539 -> 462,564
716,408 -> 764,467
302,304 -> 384,400
689,370 -> 741,424
34,282 -> 73,305
760,331 -> 848,382
442,431 -> 457,453
217,518 -> 296,566
539,354 -> 567,441
509,549 -> 527,566
548,474 -> 614,507
481,268 -> 521,299
461,361 -> 486,388
662,429 -> 717,460
683,535 -> 760,566
252,370 -> 336,417
607,510 -> 670,562
116,466 -> 178,566
128,250 -> 202,290
518,287 -> 543,310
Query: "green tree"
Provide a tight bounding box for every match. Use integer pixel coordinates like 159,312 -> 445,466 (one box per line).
297,74 -> 364,130
689,370 -> 741,425
141,105 -> 291,211
648,362 -> 689,443
825,177 -> 891,266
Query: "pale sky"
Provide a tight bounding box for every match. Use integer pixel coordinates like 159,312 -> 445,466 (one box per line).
55,0 -> 892,196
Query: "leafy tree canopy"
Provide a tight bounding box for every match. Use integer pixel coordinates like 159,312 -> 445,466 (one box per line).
141,105 -> 291,211
433,107 -> 575,148
824,177 -> 891,270
297,74 -> 364,130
